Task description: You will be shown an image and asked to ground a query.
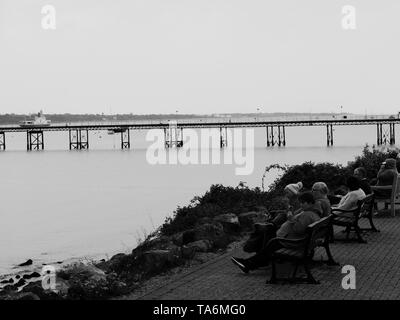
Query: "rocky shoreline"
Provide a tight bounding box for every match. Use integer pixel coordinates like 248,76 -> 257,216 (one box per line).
0,207 -> 270,300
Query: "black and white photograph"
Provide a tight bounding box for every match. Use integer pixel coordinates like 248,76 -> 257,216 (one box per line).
1,0 -> 400,309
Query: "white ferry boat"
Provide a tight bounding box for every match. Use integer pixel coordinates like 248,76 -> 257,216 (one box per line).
20,111 -> 51,128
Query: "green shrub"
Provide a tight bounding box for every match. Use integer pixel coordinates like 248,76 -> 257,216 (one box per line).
264,162 -> 350,199
347,144 -> 400,179
160,184 -> 268,236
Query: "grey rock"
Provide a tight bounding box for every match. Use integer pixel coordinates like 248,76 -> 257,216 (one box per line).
186,240 -> 213,252
18,259 -> 33,267
22,281 -> 61,300
141,249 -> 181,274
0,278 -> 13,284
238,211 -> 270,230
23,272 -> 41,280
15,279 -> 26,287
213,213 -> 240,233
181,245 -> 196,259
191,222 -> 230,249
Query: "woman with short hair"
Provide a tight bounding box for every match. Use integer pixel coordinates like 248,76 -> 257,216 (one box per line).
312,182 -> 331,217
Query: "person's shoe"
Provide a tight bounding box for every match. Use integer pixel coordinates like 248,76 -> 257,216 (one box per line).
231,257 -> 249,274
232,256 -> 247,265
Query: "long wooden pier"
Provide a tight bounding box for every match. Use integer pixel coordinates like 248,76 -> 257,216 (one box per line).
0,117 -> 399,150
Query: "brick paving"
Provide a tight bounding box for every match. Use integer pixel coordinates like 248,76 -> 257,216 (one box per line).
132,214 -> 400,300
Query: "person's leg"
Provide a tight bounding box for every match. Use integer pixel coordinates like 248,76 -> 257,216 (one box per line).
258,226 -> 277,253
232,225 -> 282,273
243,238 -> 284,270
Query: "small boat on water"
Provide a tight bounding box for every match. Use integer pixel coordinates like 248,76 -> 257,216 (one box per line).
20,111 -> 51,128
108,128 -> 126,135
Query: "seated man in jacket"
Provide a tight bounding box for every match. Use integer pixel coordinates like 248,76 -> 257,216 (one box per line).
377,159 -> 398,186
231,192 -> 321,273
373,158 -> 398,198
333,176 -> 366,218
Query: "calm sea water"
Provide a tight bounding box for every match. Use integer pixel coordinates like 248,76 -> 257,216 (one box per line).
0,124 -> 390,274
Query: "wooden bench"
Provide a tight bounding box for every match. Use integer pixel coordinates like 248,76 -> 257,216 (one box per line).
266,216 -> 338,285
371,173 -> 400,217
359,193 -> 379,232
330,194 -> 375,243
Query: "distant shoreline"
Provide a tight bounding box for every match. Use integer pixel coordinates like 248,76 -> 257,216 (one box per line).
0,112 -> 394,126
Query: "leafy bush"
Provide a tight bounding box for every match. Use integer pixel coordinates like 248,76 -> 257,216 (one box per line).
264,162 -> 350,199
347,144 -> 400,179
159,145 -> 400,238
160,184 -> 268,236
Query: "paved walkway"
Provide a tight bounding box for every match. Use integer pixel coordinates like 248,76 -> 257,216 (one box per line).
133,214 -> 400,300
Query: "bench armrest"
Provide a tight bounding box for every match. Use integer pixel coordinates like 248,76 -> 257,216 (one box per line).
274,236 -> 307,242
273,237 -> 307,245
331,208 -> 357,214
371,186 -> 392,190
331,208 -> 359,219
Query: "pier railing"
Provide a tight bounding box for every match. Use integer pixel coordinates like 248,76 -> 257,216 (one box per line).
0,116 -> 399,151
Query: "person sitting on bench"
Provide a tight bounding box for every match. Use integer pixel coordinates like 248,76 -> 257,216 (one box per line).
335,176 -> 366,211
231,192 -> 321,274
353,167 -> 371,195
243,182 -> 305,254
312,182 -> 331,217
331,176 -> 366,220
270,182 -> 303,227
373,159 -> 398,198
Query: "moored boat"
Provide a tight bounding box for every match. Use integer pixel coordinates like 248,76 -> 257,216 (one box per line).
20,111 -> 51,127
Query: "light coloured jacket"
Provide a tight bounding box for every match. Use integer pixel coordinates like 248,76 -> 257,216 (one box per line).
336,188 -> 366,211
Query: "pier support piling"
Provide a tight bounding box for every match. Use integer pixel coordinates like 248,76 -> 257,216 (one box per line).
69,129 -> 89,150
164,125 -> 183,148
326,124 -> 334,146
27,131 -> 44,151
377,123 -> 395,145
377,124 -> 382,145
0,132 -> 5,150
266,126 -> 271,147
121,129 -> 130,149
220,127 -> 228,148
390,123 -> 396,145
266,126 -> 286,147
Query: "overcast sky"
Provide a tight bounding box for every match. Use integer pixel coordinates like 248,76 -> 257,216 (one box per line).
0,0 -> 400,115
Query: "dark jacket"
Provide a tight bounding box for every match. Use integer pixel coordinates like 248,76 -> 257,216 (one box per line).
360,178 -> 372,195
377,159 -> 398,186
276,208 -> 320,239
